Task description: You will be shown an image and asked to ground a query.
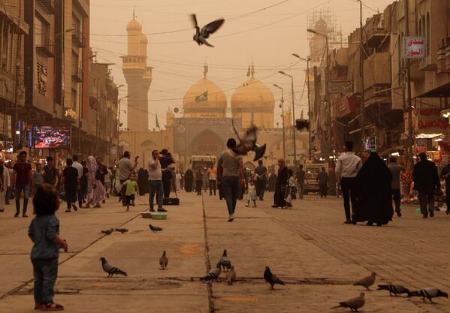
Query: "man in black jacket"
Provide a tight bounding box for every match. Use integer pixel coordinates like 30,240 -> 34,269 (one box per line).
413,153 -> 440,218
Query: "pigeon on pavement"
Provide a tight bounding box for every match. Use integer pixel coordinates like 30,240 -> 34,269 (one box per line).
332,292 -> 365,312
217,249 -> 232,272
408,288 -> 448,302
190,14 -> 225,47
99,257 -> 127,277
159,251 -> 168,270
226,266 -> 236,285
201,265 -> 221,282
354,272 -> 376,290
100,228 -> 114,235
149,224 -> 163,232
377,284 -> 410,296
115,228 -> 128,234
264,266 -> 285,289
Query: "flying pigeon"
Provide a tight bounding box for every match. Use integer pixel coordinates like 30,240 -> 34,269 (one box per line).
100,228 -> 114,235
264,266 -> 285,289
190,14 -> 225,47
115,228 -> 128,234
331,292 -> 365,312
377,284 -> 410,296
217,249 -> 232,272
159,251 -> 168,270
354,272 -> 376,290
226,266 -> 236,285
99,257 -> 127,277
408,288 -> 448,302
149,224 -> 163,232
201,265 -> 221,282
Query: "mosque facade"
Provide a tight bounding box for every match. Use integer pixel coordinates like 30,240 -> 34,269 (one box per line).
119,16 -> 308,170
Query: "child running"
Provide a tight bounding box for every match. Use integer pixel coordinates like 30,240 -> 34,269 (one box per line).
28,184 -> 68,311
245,179 -> 257,208
123,172 -> 138,211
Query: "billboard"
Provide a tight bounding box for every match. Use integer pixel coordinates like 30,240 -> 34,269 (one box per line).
33,126 -> 71,149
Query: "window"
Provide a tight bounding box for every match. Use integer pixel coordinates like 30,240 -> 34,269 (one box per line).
34,15 -> 50,48
426,12 -> 430,57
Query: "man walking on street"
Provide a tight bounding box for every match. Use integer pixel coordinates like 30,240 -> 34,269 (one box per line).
72,155 -> 83,208
218,138 -> 243,222
43,157 -> 59,188
296,164 -> 305,199
413,153 -> 440,218
148,150 -> 166,212
254,160 -> 267,200
118,151 -> 138,203
13,151 -> 32,217
388,157 -> 403,217
336,141 -> 362,224
208,164 -> 217,196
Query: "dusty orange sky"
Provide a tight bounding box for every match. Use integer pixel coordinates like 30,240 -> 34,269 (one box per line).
90,0 -> 396,129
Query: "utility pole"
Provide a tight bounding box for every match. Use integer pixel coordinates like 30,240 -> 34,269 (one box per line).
279,71 -> 297,165
306,58 -> 312,160
404,0 -> 414,168
273,84 -> 286,160
359,0 -> 366,150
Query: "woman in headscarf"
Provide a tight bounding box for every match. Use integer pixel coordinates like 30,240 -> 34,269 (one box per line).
184,168 -> 194,192
352,152 -> 394,226
86,156 -> 106,208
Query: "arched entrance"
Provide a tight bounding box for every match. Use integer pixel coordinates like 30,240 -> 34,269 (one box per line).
190,129 -> 224,156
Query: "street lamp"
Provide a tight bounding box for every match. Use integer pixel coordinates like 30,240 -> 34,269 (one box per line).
273,83 -> 286,161
292,53 -> 312,160
307,28 -> 331,158
278,71 -> 297,165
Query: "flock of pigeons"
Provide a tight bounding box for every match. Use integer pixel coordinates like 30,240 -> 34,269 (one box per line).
98,243 -> 447,312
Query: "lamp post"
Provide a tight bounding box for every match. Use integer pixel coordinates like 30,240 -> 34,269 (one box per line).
292,53 -> 312,160
307,28 -> 330,158
278,71 -> 297,165
273,84 -> 286,160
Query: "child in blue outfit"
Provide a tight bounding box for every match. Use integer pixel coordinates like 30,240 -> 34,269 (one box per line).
28,184 -> 68,311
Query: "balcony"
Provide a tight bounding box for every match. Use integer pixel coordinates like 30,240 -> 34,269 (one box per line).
36,39 -> 54,58
72,67 -> 83,82
37,0 -> 55,14
363,14 -> 388,48
437,38 -> 450,73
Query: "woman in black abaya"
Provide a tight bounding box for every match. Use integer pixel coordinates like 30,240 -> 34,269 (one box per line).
184,168 -> 194,192
353,152 -> 394,226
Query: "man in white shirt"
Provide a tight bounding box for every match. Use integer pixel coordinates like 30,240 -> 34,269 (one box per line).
72,155 -> 83,208
335,141 -> 362,224
148,149 -> 166,212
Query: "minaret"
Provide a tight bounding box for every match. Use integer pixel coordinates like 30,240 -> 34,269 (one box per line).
122,12 -> 152,131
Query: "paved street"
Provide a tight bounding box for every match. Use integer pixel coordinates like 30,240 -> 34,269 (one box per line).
0,192 -> 449,312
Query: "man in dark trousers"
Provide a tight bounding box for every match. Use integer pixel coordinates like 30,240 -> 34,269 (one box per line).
440,160 -> 450,215
254,160 -> 267,200
159,149 -> 174,200
13,151 -> 32,217
335,141 -> 362,224
43,156 -> 59,188
388,156 -> 403,217
413,153 -> 440,218
217,138 -> 243,222
317,167 -> 328,198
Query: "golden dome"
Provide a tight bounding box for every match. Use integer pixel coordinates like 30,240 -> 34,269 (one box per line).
127,18 -> 142,31
231,77 -> 275,110
183,71 -> 227,117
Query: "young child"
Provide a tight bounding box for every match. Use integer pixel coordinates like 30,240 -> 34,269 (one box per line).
285,169 -> 296,208
28,184 -> 68,311
123,172 -> 138,211
245,179 -> 257,208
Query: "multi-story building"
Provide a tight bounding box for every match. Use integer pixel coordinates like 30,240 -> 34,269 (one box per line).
0,0 -> 28,153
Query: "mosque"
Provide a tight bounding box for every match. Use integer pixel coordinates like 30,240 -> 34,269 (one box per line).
119,15 -> 308,170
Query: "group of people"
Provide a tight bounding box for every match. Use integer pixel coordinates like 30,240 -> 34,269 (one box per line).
0,151 -> 113,217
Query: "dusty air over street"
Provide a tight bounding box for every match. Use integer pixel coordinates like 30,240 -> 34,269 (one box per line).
0,0 -> 450,312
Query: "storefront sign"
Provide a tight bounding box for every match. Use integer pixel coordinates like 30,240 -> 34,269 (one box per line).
404,36 -> 425,59
328,81 -> 353,94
